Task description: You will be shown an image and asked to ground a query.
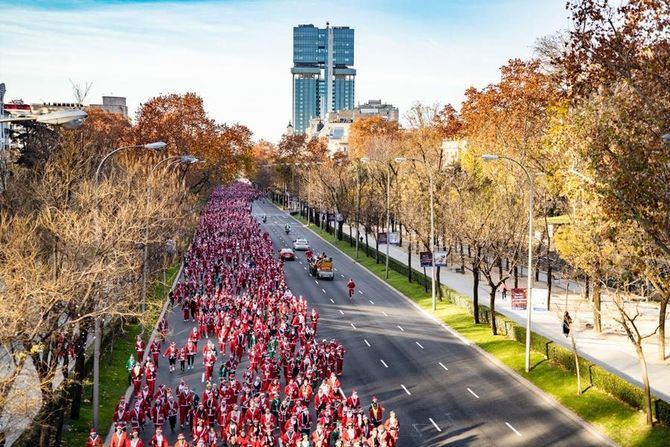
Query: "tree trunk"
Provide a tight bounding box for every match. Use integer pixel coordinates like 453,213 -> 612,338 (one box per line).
473,262 -> 480,324
489,287 -> 497,335
498,258 -> 503,279
375,228 -> 380,264
634,341 -> 654,425
459,243 -> 465,273
513,265 -> 519,288
585,275 -> 590,301
407,234 -> 412,283
53,393 -> 66,447
659,297 -> 668,361
571,332 -> 582,395
547,263 -> 553,311
69,328 -> 88,419
593,281 -> 602,333
436,266 -> 443,301
365,229 -> 369,256
39,423 -> 51,447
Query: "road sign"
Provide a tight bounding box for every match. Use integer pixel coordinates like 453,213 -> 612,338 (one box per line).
388,232 -> 400,245
532,288 -> 548,311
435,251 -> 449,266
511,288 -> 527,310
419,251 -> 432,267
377,232 -> 388,244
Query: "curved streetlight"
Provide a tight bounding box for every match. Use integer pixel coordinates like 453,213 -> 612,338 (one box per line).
92,141 -> 165,429
361,156 -> 392,279
141,155 -> 200,323
395,156 -> 437,311
482,153 -> 535,373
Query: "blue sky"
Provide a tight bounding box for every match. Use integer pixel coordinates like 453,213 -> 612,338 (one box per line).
0,0 -> 570,141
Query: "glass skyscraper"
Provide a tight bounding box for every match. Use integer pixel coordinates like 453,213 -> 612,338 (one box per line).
291,23 -> 356,133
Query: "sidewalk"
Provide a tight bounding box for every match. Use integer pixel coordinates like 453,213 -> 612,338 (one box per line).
338,221 -> 670,403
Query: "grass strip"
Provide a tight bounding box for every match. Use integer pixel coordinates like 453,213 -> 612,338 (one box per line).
61,264 -> 180,446
295,216 -> 670,447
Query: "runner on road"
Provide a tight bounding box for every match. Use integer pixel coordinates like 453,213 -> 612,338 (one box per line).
347,278 -> 356,299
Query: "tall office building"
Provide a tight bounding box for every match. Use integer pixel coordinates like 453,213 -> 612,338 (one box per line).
291,23 -> 355,133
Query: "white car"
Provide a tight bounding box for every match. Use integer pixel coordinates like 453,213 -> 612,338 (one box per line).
293,238 -> 310,251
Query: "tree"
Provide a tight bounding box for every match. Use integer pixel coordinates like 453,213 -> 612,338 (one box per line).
0,108 -> 196,445
432,103 -> 462,139
347,116 -> 400,159
133,93 -> 253,195
597,221 -> 661,426
560,0 -> 670,358
553,196 -> 611,333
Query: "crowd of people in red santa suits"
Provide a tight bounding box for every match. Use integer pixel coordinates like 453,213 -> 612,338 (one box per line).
95,183 -> 400,447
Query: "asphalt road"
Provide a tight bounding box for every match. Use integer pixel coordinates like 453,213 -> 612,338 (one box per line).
254,200 -> 608,447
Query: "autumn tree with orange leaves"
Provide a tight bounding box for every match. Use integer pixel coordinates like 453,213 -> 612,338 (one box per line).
347,115 -> 400,159
133,93 -> 254,194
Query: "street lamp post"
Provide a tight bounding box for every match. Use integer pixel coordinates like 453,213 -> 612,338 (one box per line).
482,153 -> 534,372
395,157 -> 437,311
361,157 -> 391,279
92,141 -> 166,428
142,155 -> 199,330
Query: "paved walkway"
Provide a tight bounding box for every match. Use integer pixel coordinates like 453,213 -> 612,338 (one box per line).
334,221 -> 670,403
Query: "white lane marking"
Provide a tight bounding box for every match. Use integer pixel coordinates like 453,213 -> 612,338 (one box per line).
429,418 -> 441,432
397,325 -> 404,332
303,267 -> 307,270
315,280 -> 319,284
322,288 -> 326,294
358,290 -> 363,295
330,298 -> 335,304
369,300 -> 375,305
439,362 -> 449,371
382,311 -> 388,317
505,422 -> 522,437
380,359 -> 388,368
350,323 -> 357,329
467,388 -> 480,399
401,384 -> 412,395
339,310 -> 345,315
299,261 -> 302,264
340,274 -> 345,278
334,268 -> 338,271
416,341 -> 424,349
363,339 -> 371,347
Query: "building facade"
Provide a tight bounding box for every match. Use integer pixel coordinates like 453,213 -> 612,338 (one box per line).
305,99 -> 399,156
89,96 -> 128,117
292,23 -> 355,133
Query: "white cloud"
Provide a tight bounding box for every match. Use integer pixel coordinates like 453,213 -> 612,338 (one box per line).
0,0 -> 569,141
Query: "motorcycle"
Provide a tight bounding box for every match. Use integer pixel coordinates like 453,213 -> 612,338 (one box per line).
285,227 -> 290,235
262,215 -> 267,223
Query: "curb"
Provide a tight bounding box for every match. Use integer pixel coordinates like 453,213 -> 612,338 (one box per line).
104,262 -> 184,444
282,209 -> 619,447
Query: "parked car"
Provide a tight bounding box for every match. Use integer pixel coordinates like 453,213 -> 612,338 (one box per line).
279,248 -> 295,261
293,238 -> 310,251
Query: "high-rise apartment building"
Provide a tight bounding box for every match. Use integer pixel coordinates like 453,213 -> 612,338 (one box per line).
291,23 -> 355,133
